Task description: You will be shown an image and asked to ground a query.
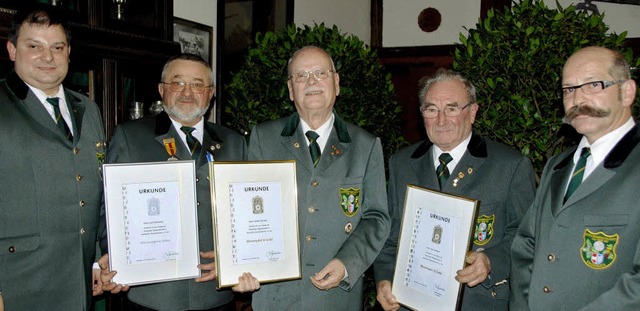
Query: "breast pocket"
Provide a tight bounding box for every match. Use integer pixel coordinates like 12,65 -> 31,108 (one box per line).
584,214 -> 628,228
0,234 -> 40,256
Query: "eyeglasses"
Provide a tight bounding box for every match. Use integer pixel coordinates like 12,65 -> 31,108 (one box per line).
161,81 -> 213,94
420,103 -> 473,118
290,69 -> 335,83
559,80 -> 626,99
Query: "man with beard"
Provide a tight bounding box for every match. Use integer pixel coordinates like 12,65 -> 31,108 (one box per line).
510,46 -> 640,309
97,53 -> 259,310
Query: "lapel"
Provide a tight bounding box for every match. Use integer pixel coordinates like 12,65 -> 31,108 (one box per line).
410,133 -> 488,192
153,112 -> 192,161
555,125 -> 640,214
64,89 -> 86,143
6,71 -> 73,144
279,112 -> 352,174
201,122 -> 225,164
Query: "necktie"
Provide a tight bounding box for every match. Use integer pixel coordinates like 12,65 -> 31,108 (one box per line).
436,153 -> 453,190
305,131 -> 321,167
180,126 -> 202,160
46,97 -> 72,140
564,147 -> 591,203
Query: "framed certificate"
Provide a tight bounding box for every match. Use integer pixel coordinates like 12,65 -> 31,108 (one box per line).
102,161 -> 200,286
209,160 -> 301,288
392,185 -> 479,311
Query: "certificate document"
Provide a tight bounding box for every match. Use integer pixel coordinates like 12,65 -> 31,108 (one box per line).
103,161 -> 200,286
210,161 -> 301,288
229,181 -> 284,264
392,185 -> 478,311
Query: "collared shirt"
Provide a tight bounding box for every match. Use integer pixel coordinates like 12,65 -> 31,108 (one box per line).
432,133 -> 473,172
170,117 -> 204,154
568,117 -> 635,189
28,84 -> 74,136
300,114 -> 335,152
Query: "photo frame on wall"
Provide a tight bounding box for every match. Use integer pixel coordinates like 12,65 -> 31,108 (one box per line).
173,17 -> 214,63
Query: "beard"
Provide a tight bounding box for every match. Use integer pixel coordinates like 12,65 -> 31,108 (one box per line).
164,99 -> 209,124
562,105 -> 610,124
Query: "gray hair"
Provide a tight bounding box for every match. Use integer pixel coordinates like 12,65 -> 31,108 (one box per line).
287,45 -> 336,77
160,53 -> 215,85
418,68 -> 477,110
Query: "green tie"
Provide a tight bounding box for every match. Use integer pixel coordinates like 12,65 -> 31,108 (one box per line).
305,131 -> 321,167
180,126 -> 201,160
46,97 -> 71,140
436,153 -> 453,190
564,147 -> 591,203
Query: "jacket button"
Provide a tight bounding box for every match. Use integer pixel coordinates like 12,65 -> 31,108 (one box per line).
79,200 -> 85,207
308,207 -> 316,213
73,147 -> 79,155
305,235 -> 315,241
80,228 -> 86,235
76,175 -> 83,182
311,181 -> 319,187
543,286 -> 551,293
491,291 -> 497,298
8,246 -> 15,253
196,177 -> 200,182
547,253 -> 556,261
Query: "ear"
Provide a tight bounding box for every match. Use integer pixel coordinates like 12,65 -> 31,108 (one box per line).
334,72 -> 340,96
158,83 -> 165,98
6,41 -> 16,61
469,102 -> 479,124
287,79 -> 294,101
622,79 -> 637,108
207,85 -> 216,102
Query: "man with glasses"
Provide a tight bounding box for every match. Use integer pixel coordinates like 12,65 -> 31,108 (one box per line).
97,53 -> 259,310
511,46 -> 640,309
373,68 -> 536,310
248,46 -> 390,310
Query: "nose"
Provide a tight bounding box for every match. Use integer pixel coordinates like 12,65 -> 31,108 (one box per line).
41,48 -> 54,62
181,85 -> 195,95
436,110 -> 447,125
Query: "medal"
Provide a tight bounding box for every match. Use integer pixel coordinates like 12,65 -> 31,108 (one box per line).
163,138 -> 178,161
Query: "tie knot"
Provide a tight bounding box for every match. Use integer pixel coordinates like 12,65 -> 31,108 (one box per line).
180,126 -> 196,136
305,130 -> 320,142
46,97 -> 60,107
439,153 -> 453,165
580,147 -> 591,159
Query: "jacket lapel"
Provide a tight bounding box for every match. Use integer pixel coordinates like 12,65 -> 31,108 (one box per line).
153,112 -> 192,161
410,140 -> 439,189
64,90 -> 85,143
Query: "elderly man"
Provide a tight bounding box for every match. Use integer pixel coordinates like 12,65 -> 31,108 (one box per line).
248,46 -> 390,310
0,5 -> 106,310
373,69 -> 536,310
510,46 -> 640,310
98,53 -> 258,310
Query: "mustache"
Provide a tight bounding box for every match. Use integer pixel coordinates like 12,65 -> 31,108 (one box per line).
562,105 -> 610,124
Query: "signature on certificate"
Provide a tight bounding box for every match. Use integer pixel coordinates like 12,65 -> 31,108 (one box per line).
266,250 -> 282,261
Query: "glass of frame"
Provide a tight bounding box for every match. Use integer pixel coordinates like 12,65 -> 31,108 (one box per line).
102,160 -> 201,286
392,185 -> 479,311
209,160 -> 301,289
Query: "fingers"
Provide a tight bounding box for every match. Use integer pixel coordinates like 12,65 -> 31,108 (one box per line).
310,259 -> 345,290
92,268 -> 104,296
456,252 -> 491,287
376,280 -> 400,311
196,251 -> 217,283
232,272 -> 260,293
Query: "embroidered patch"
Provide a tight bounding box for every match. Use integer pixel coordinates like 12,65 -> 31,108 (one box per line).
473,214 -> 495,245
339,188 -> 360,217
581,229 -> 618,269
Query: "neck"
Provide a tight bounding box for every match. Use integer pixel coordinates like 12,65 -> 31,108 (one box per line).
299,110 -> 331,130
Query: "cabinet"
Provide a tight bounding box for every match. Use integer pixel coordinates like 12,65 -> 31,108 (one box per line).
0,0 -> 181,140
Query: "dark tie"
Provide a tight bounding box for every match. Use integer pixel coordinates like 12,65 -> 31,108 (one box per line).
305,131 -> 321,167
46,97 -> 71,140
180,126 -> 201,160
436,153 -> 453,190
564,147 -> 591,202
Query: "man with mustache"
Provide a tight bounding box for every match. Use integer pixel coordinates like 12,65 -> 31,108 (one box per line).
97,53 -> 259,310
510,46 -> 640,309
373,69 -> 536,310
248,46 -> 390,310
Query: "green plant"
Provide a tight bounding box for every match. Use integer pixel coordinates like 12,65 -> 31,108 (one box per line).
223,23 -> 407,161
454,0 -> 639,176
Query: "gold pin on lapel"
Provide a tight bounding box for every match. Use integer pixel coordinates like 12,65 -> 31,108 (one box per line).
293,142 -> 300,148
468,167 -> 474,174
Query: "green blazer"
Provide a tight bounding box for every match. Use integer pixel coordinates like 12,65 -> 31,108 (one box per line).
511,125 -> 640,310
104,111 -> 247,310
0,71 -> 106,310
373,133 -> 536,310
249,113 -> 390,310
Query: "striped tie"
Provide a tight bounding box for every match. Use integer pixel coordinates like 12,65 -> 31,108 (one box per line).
436,153 -> 453,190
305,131 -> 321,167
564,147 -> 591,203
180,126 -> 201,160
46,97 -> 71,140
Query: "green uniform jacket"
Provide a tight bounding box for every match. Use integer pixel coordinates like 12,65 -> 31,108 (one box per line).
105,111 -> 247,311
373,133 -> 535,310
0,71 -> 106,310
511,125 -> 640,310
249,113 -> 390,310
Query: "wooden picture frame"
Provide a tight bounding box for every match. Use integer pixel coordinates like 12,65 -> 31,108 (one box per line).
173,17 -> 214,63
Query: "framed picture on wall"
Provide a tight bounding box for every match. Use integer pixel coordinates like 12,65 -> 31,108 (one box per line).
173,17 -> 214,62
